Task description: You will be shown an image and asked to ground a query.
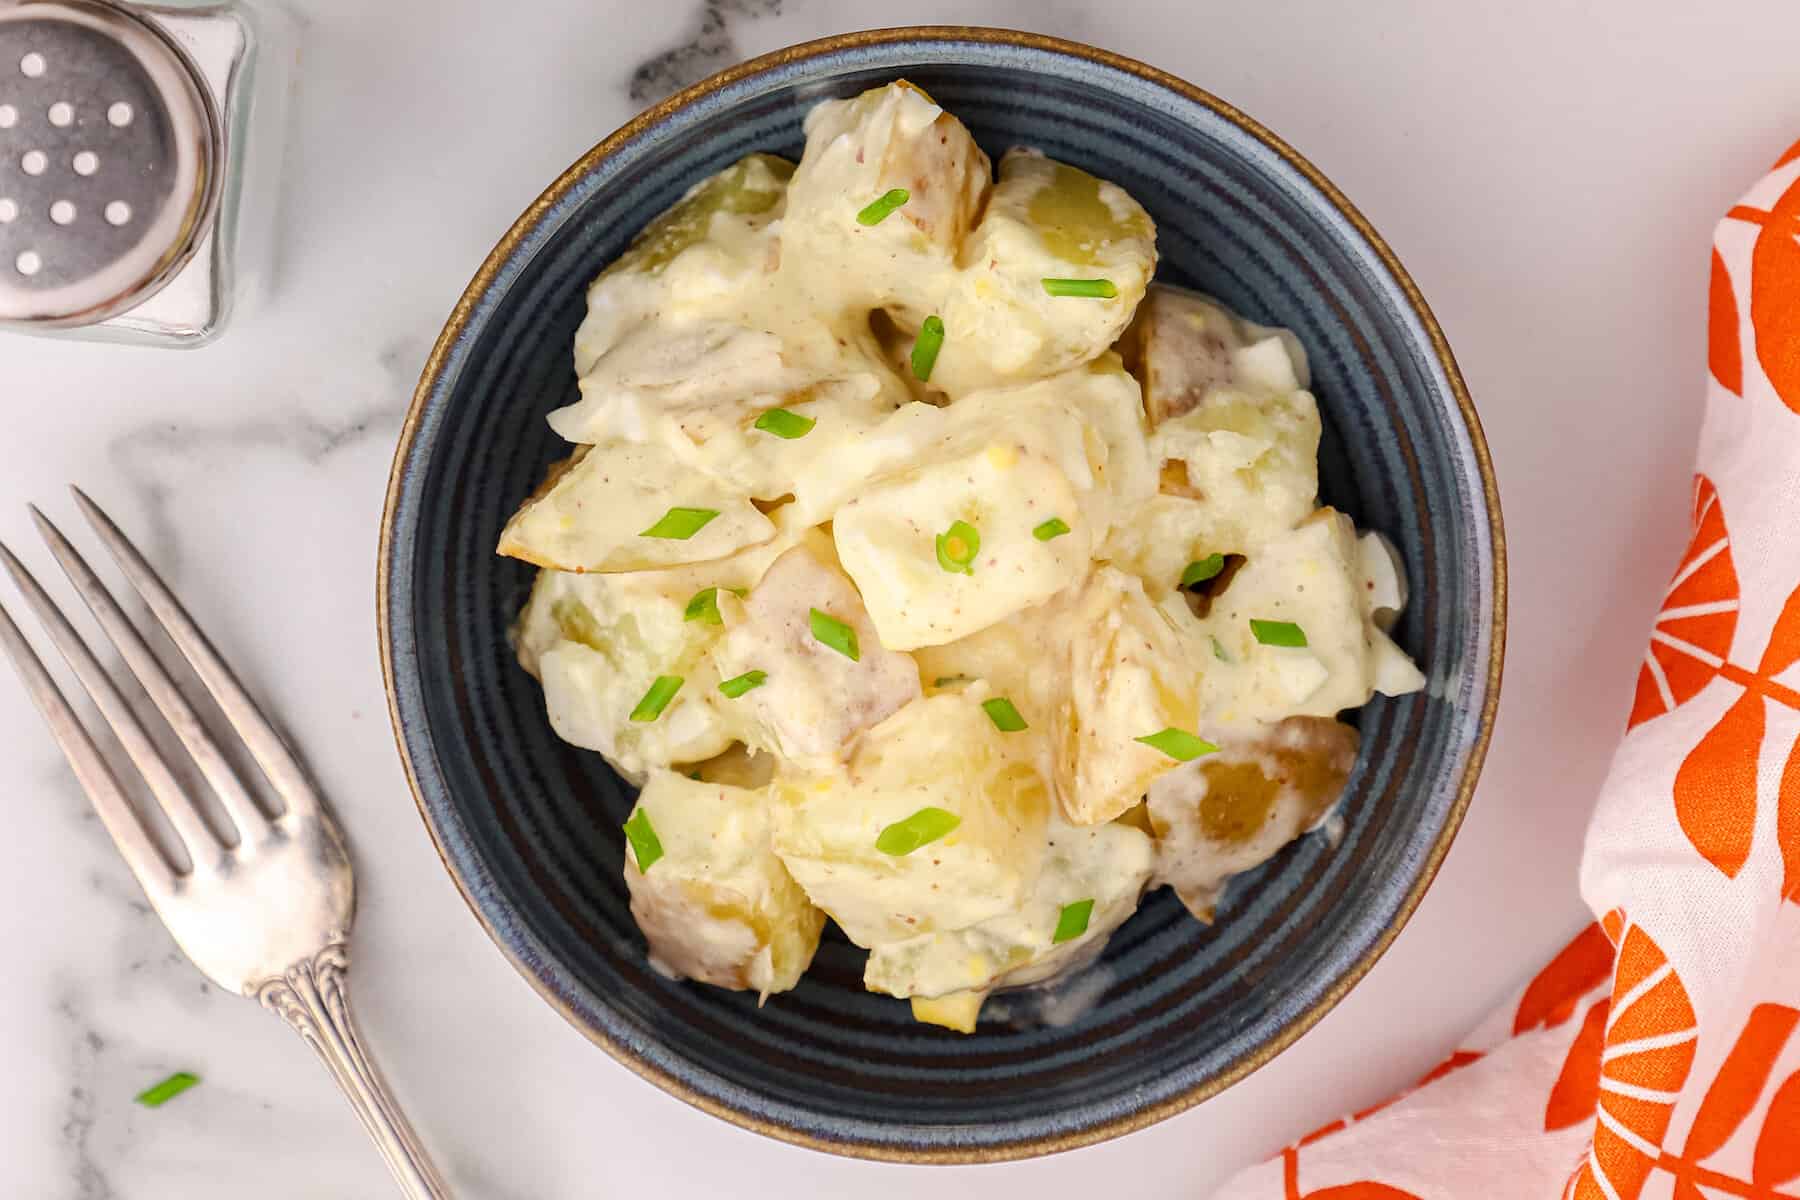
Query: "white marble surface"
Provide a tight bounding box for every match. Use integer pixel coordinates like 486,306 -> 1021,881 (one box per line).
3,1 -> 1798,1195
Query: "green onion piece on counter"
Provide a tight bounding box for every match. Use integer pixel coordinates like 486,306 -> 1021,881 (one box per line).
623,807 -> 664,872
1052,899 -> 1095,943
640,507 -> 719,540
981,697 -> 1028,732
808,608 -> 860,661
1180,554 -> 1226,588
718,669 -> 767,698
684,587 -> 723,625
1033,516 -> 1071,541
855,187 -> 910,226
1211,636 -> 1230,663
753,407 -> 816,439
911,315 -> 946,381
1135,727 -> 1220,762
1041,277 -> 1118,299
935,519 -> 981,575
1250,618 -> 1308,648
875,806 -> 962,856
932,674 -> 973,689
135,1072 -> 199,1108
629,675 -> 684,722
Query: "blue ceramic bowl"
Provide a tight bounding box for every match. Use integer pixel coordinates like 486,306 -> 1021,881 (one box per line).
380,28 -> 1503,1162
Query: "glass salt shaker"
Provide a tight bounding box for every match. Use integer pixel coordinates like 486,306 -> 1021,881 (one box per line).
0,0 -> 291,346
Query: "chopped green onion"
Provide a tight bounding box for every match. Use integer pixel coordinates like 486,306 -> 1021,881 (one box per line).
1041,278 -> 1118,299
135,1072 -> 199,1108
640,507 -> 719,540
1135,727 -> 1220,762
753,407 -> 815,439
932,674 -> 973,688
623,807 -> 664,872
629,675 -> 684,722
855,187 -> 910,226
684,587 -> 724,625
808,608 -> 859,661
1180,554 -> 1226,588
718,669 -> 767,698
875,806 -> 961,856
1211,636 -> 1230,663
935,519 -> 980,575
1033,516 -> 1071,541
688,769 -> 703,780
981,697 -> 1028,732
1053,899 -> 1095,943
1250,618 -> 1308,648
911,315 -> 945,381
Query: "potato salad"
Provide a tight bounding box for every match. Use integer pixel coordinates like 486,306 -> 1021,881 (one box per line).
500,81 -> 1424,1032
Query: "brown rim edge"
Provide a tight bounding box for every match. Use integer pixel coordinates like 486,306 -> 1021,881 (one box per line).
376,25 -> 1507,1165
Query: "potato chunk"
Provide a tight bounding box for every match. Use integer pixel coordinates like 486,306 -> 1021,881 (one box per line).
832,421 -> 1089,652
865,813 -> 1152,1008
515,569 -> 740,782
910,991 -> 984,1034
933,151 -> 1156,394
832,359 -> 1153,651
497,441 -> 774,573
782,81 -> 992,316
771,693 -> 1051,947
1053,567 -> 1207,825
570,153 -> 794,381
1198,509 -> 1425,727
1123,284 -> 1310,426
610,153 -> 794,280
1147,717 -> 1357,920
624,770 -> 825,1000
714,540 -> 920,761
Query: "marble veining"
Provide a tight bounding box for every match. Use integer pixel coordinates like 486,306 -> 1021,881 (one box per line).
630,0 -> 784,103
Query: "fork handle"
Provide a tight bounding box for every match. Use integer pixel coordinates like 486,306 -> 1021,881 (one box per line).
256,943 -> 451,1199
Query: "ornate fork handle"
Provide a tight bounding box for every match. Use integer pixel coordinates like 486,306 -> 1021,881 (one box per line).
256,943 -> 451,1198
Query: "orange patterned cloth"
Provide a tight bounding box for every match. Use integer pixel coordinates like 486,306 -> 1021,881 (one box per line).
1211,138 -> 1800,1200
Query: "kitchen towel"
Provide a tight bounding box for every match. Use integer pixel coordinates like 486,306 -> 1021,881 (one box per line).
1211,138 -> 1800,1200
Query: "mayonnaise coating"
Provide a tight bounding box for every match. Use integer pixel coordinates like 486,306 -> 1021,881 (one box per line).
502,81 -> 1427,1031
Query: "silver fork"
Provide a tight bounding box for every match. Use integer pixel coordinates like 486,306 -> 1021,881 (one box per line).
0,489 -> 448,1199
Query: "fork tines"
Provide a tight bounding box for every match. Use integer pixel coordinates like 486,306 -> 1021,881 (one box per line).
0,489 -> 314,891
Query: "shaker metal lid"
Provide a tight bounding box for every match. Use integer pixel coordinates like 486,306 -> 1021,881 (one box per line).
0,0 -> 219,326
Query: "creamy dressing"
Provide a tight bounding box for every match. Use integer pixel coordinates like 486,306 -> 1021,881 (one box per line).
501,81 -> 1426,1031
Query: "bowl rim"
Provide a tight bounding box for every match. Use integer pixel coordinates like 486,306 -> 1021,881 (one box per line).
378,24 -> 1507,1164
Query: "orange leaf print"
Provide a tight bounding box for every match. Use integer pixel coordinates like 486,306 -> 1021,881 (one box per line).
1566,921 -> 1697,1200
1761,584 -> 1800,902
1282,1149 -> 1423,1200
1632,475 -> 1739,730
1673,691 -> 1763,879
1413,1049 -> 1483,1090
1681,1004 -> 1799,1163
1762,584 -> 1800,678
1779,136 -> 1800,168
1749,173 -> 1800,414
1602,908 -> 1625,946
1545,999 -> 1611,1131
1710,248 -> 1743,395
1516,922 -> 1616,1036
1754,1070 -> 1800,1187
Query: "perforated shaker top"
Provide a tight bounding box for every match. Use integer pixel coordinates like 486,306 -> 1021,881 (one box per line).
0,1 -> 218,325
